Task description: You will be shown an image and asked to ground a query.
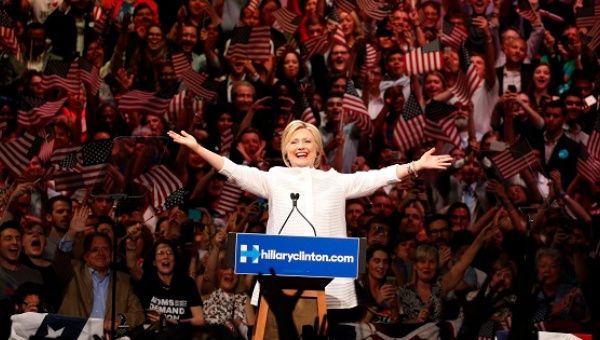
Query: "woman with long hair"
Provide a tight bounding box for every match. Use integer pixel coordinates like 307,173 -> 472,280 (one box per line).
137,240 -> 205,335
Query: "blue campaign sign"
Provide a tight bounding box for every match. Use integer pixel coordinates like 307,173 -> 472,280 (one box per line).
233,233 -> 361,278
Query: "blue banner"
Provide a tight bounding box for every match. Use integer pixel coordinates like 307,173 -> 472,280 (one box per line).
233,233 -> 361,278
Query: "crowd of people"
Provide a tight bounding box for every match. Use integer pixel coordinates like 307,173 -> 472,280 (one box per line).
0,0 -> 600,338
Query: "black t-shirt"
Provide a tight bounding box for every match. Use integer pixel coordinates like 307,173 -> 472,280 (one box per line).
140,274 -> 202,323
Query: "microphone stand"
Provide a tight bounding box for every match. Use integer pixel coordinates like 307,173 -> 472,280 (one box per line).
277,193 -> 317,236
94,192 -> 144,339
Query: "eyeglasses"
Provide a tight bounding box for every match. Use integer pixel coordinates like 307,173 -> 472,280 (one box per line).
156,250 -> 174,257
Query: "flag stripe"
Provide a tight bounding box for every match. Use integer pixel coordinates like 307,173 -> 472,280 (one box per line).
0,132 -> 37,176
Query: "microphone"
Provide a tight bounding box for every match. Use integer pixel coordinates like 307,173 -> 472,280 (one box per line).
277,193 -> 317,236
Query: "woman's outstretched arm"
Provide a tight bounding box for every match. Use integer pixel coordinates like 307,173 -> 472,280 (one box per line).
395,148 -> 453,180
168,130 -> 225,171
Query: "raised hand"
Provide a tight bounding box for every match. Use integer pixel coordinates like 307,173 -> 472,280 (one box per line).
168,130 -> 198,149
416,148 -> 453,171
69,205 -> 92,236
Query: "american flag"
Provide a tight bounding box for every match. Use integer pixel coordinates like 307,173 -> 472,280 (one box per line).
0,132 -> 41,177
292,94 -> 317,125
0,9 -> 21,58
575,1 -> 600,27
77,58 -> 102,95
577,150 -> 600,184
272,8 -> 302,34
163,187 -> 187,211
334,0 -> 356,14
117,90 -> 171,116
303,34 -> 328,60
405,40 -> 443,75
37,133 -> 54,162
586,115 -> 600,159
215,180 -> 244,215
583,20 -> 600,51
275,38 -> 299,57
356,0 -> 390,21
440,21 -> 468,50
343,80 -> 373,135
0,121 -> 7,139
171,53 -> 190,76
52,139 -> 113,192
41,60 -> 81,94
531,299 -> 549,331
167,91 -> 203,124
135,165 -> 183,212
326,9 -> 347,46
490,139 -> 538,179
91,5 -> 108,35
220,128 -> 233,156
227,26 -> 272,61
330,21 -> 347,46
365,43 -> 378,69
392,93 -> 425,152
424,100 -> 460,147
49,145 -> 81,171
451,44 -> 482,104
248,0 -> 261,10
171,53 -> 218,102
17,97 -> 67,128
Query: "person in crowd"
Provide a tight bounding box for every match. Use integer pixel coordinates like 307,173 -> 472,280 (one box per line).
19,216 -> 61,310
532,248 -> 590,332
397,226 -> 495,325
0,221 -> 43,302
355,244 -> 399,325
44,196 -> 73,260
54,207 -> 144,331
136,240 -> 204,335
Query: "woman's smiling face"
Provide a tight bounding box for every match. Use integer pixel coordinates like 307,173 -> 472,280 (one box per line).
285,128 -> 317,168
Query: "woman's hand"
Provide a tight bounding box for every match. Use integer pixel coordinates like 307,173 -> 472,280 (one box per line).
415,148 -> 453,171
168,130 -> 198,149
375,283 -> 396,306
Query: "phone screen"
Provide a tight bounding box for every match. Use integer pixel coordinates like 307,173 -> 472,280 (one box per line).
188,209 -> 202,222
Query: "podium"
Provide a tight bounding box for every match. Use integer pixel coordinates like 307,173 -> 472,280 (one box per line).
227,233 -> 366,339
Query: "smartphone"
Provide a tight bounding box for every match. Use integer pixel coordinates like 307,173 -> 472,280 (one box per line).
507,85 -> 517,93
256,198 -> 268,211
584,95 -> 597,107
188,208 -> 202,222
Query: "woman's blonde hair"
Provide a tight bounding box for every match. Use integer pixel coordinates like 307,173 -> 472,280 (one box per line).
280,120 -> 324,168
338,10 -> 365,41
415,244 -> 438,263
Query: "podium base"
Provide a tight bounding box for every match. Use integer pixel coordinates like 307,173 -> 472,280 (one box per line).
253,277 -> 332,340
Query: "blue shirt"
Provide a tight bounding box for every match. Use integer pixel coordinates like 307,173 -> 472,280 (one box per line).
89,267 -> 111,319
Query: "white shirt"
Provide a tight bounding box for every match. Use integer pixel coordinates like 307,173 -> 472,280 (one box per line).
472,80 -> 499,136
219,158 -> 401,309
543,131 -> 562,165
502,69 -> 522,94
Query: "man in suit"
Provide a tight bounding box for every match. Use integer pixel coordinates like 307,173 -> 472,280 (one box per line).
528,100 -> 581,189
54,225 -> 144,331
44,0 -> 97,61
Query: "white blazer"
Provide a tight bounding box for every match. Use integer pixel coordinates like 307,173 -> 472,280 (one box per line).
219,157 -> 400,309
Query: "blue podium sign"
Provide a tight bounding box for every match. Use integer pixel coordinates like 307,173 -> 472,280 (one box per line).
231,233 -> 362,279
